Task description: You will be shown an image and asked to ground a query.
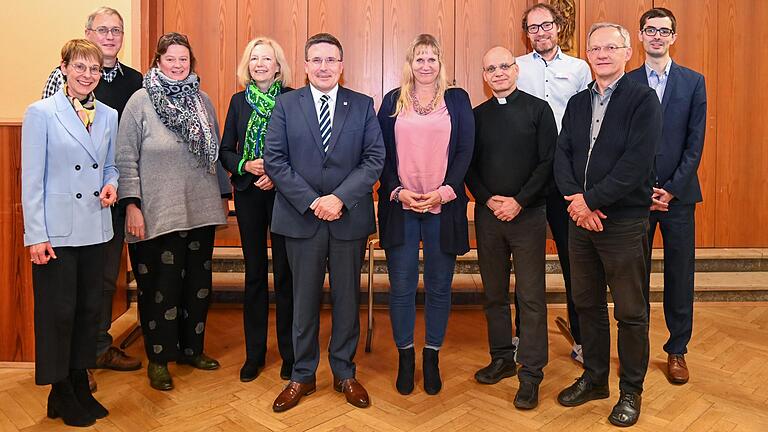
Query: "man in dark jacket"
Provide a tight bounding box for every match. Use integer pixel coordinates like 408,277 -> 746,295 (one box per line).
554,23 -> 662,428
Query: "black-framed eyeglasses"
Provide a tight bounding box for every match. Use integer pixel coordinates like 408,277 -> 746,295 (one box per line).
89,26 -> 124,36
527,21 -> 555,34
642,26 -> 674,37
483,63 -> 515,73
586,45 -> 628,55
307,57 -> 341,66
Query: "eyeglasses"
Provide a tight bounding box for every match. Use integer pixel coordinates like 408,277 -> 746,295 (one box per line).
69,62 -> 102,76
586,45 -> 628,55
89,26 -> 124,36
307,57 -> 341,66
483,63 -> 515,73
642,26 -> 674,37
526,21 -> 555,34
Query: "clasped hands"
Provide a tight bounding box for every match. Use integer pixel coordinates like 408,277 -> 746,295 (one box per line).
650,187 -> 673,212
486,195 -> 522,222
311,194 -> 344,221
244,158 -> 274,190
564,193 -> 606,232
399,189 -> 442,213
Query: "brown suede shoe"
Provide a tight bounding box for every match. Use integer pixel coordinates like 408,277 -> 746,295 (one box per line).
87,369 -> 97,392
333,377 -> 370,408
95,346 -> 142,371
667,354 -> 689,384
272,380 -> 316,412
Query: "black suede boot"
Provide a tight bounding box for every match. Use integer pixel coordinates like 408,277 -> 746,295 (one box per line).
396,347 -> 415,395
47,379 -> 96,427
422,347 -> 442,395
70,369 -> 109,419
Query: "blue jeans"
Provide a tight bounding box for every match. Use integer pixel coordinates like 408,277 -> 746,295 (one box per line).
385,211 -> 456,349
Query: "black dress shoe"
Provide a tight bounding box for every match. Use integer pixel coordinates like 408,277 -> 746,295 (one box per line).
514,380 -> 539,410
557,376 -> 610,407
609,392 -> 642,427
280,362 -> 293,381
239,359 -> 263,382
475,358 -> 517,384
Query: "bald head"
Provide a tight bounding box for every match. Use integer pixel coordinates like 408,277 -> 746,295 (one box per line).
482,46 -> 518,97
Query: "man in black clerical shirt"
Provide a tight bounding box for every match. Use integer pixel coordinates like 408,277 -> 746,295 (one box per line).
466,46 -> 557,410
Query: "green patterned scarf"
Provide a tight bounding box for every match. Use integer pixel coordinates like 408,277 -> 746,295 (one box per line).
238,80 -> 281,175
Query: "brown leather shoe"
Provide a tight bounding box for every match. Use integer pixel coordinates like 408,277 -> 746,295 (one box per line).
333,377 -> 370,408
96,346 -> 142,371
667,354 -> 689,384
272,380 -> 316,412
87,370 -> 97,393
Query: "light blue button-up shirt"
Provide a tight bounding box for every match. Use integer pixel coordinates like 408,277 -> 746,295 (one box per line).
516,46 -> 593,132
644,60 -> 672,103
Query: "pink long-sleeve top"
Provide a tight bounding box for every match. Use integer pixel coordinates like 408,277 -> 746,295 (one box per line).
393,102 -> 456,214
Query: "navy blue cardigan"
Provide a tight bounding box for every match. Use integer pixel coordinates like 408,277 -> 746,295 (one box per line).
376,87 -> 475,255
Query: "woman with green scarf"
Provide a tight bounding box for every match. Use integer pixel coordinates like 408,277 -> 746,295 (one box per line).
219,37 -> 295,383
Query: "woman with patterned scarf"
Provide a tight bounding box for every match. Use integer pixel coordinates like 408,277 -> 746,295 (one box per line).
116,33 -> 231,391
219,37 -> 295,383
22,39 -> 118,427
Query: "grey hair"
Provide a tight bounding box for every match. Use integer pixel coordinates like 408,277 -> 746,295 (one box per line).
85,7 -> 124,29
587,22 -> 631,49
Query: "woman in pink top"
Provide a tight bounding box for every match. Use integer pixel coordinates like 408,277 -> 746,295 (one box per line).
377,34 -> 474,396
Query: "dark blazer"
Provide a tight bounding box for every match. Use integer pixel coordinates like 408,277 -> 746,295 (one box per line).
627,62 -> 707,204
264,85 -> 385,240
554,75 -> 662,219
219,86 -> 293,191
377,87 -> 475,255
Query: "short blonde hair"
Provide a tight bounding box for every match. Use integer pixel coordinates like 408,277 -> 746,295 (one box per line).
236,37 -> 292,88
588,22 -> 631,49
61,39 -> 103,66
393,34 -> 449,116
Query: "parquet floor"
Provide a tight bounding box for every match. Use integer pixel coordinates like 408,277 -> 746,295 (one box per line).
2,303 -> 768,431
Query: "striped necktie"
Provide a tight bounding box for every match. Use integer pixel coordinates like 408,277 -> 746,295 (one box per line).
319,94 -> 332,152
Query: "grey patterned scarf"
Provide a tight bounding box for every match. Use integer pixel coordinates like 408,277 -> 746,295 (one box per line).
143,68 -> 218,173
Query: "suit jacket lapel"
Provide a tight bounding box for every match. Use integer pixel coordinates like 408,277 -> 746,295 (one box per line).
661,63 -> 678,114
298,86 -> 326,155
324,87 -> 349,158
54,91 -> 98,162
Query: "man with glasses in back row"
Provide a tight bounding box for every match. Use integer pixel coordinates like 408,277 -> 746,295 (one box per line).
554,23 -> 662,427
42,7 -> 144,391
515,2 -> 594,367
627,7 -> 707,386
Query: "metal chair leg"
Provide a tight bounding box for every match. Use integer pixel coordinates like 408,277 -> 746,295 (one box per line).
365,238 -> 378,352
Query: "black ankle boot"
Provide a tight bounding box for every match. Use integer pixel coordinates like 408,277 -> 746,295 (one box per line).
47,379 -> 95,427
396,347 -> 415,395
70,369 -> 109,419
422,347 -> 442,395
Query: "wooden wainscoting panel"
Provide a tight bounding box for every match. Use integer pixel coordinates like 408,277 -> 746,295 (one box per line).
583,0 -> 652,70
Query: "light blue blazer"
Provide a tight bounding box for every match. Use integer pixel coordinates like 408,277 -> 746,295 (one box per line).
22,89 -> 119,248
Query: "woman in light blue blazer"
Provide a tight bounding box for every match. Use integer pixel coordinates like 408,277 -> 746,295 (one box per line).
22,39 -> 118,428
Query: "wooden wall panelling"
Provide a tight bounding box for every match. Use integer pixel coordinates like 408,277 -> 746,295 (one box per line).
0,124 -> 35,362
308,0 -> 384,105
655,0 -> 718,247
455,0 -> 530,107
237,0 -> 309,90
714,0 -> 768,246
382,0 -> 454,97
140,0 -> 164,72
163,0 -> 238,128
583,0 -> 652,71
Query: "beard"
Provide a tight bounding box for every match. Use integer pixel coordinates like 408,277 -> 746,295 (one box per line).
533,36 -> 557,56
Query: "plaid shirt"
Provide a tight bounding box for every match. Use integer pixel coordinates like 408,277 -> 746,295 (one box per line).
41,61 -> 126,99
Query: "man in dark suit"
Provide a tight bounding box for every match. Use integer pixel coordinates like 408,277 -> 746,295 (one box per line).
264,33 -> 385,412
628,7 -> 707,385
554,23 -> 662,427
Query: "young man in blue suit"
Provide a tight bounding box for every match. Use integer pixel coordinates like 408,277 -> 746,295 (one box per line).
264,33 -> 385,412
627,7 -> 707,386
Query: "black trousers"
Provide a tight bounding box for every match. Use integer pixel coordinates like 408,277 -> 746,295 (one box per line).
476,205 -> 548,384
285,224 -> 365,383
234,186 -> 293,366
646,204 -> 695,355
96,206 -> 126,356
570,218 -> 649,394
131,226 -> 215,363
32,243 -> 105,385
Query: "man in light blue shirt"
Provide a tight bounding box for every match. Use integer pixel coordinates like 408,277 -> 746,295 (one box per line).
515,3 -> 593,367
